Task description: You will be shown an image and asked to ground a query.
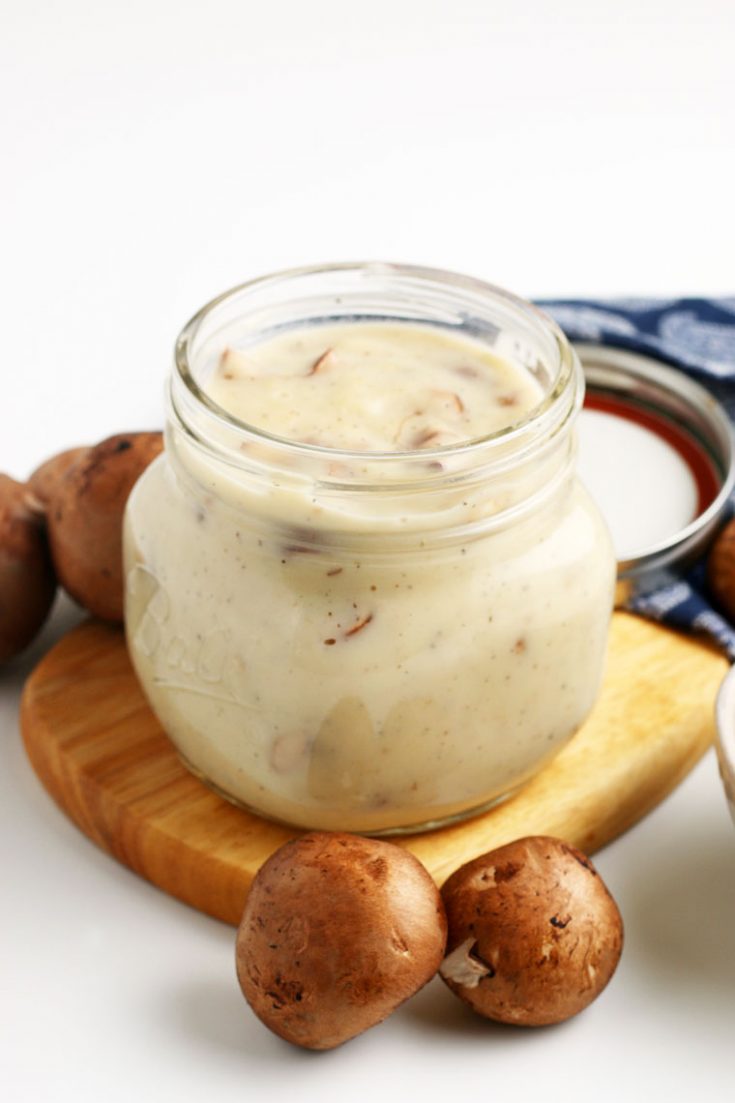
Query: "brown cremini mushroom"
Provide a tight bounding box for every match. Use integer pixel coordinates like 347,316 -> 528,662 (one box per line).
707,517 -> 735,624
236,832 -> 447,1050
27,447 -> 89,510
0,474 -> 56,663
439,835 -> 623,1026
45,432 -> 163,622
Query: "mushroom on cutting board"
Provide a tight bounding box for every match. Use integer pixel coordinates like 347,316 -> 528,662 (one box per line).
45,431 -> 163,622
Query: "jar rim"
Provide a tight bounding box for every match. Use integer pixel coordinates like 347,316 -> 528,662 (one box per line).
171,261 -> 581,473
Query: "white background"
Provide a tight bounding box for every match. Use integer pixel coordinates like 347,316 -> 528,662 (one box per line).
2,2 -> 735,1101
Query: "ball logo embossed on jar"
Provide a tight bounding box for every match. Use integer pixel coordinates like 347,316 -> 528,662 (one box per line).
127,563 -> 250,707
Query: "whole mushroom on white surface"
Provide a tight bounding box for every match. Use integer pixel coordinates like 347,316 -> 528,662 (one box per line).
439,836 -> 624,1026
235,832 -> 448,1050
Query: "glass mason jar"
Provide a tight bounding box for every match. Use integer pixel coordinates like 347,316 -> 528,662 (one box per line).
123,263 -> 615,834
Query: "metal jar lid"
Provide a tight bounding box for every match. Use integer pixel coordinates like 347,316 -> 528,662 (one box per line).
574,343 -> 735,602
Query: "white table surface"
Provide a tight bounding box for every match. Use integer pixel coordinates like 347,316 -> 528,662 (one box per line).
2,2 -> 735,1100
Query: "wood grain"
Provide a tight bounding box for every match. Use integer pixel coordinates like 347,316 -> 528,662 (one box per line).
20,614 -> 727,925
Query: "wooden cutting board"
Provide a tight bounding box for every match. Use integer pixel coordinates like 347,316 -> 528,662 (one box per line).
20,614 -> 727,926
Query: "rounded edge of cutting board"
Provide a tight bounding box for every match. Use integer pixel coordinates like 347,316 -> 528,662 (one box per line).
20,614 -> 727,925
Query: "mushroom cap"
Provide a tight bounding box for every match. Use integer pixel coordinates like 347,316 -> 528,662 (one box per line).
28,447 -> 89,510
708,518 -> 735,623
46,432 -> 163,622
236,832 -> 447,1050
440,835 -> 623,1026
0,474 -> 56,663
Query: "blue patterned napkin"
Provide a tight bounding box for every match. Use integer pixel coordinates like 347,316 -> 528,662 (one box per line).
538,298 -> 735,660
